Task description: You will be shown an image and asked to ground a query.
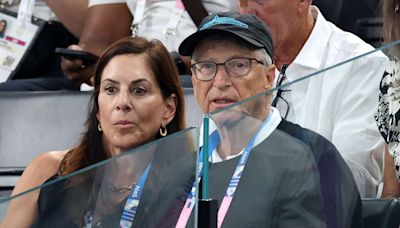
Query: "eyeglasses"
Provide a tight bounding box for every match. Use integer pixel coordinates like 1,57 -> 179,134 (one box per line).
271,64 -> 291,119
191,57 -> 265,81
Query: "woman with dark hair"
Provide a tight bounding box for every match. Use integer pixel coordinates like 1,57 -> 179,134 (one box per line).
375,0 -> 400,198
1,36 -> 186,227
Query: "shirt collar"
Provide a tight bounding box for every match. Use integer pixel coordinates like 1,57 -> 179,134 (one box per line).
199,107 -> 282,163
291,6 -> 332,70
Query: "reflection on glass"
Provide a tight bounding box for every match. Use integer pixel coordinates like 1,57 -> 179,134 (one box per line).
270,41 -> 399,198
201,91 -> 325,227
1,128 -> 199,228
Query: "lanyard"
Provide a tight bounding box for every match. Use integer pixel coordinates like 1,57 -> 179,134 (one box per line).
17,0 -> 34,30
176,112 -> 272,228
131,0 -> 185,38
163,0 -> 185,37
120,164 -> 151,228
82,164 -> 151,228
131,0 -> 146,36
176,131 -> 219,227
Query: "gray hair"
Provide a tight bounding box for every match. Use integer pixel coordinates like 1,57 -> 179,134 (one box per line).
256,48 -> 272,66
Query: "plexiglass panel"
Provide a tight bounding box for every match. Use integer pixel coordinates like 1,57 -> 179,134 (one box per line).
0,127 -> 199,228
271,43 -> 391,198
200,41 -> 399,227
202,90 -> 325,227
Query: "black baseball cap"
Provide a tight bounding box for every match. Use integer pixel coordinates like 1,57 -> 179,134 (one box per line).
179,12 -> 273,58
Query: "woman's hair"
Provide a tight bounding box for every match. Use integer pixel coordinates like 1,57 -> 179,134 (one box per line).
59,37 -> 185,175
383,0 -> 400,57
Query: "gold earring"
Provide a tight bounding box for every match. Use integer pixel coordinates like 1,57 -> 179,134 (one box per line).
98,123 -> 102,132
159,126 -> 167,137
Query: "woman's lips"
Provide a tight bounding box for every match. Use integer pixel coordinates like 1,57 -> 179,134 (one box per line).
114,120 -> 134,128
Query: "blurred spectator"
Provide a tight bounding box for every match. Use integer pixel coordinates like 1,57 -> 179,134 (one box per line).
239,0 -> 388,198
0,0 -> 86,89
375,0 -> 400,198
0,0 -> 237,91
62,0 -> 237,88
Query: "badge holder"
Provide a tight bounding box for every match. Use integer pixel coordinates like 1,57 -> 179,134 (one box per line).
0,7 -> 45,82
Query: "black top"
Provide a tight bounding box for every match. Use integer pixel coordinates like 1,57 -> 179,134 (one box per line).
33,120 -> 361,228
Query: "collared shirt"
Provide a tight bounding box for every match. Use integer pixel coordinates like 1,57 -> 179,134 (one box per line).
274,6 -> 388,197
88,0 -> 237,52
199,107 -> 282,163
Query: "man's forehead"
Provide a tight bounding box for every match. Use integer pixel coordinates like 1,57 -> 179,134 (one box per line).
192,38 -> 258,59
192,43 -> 254,61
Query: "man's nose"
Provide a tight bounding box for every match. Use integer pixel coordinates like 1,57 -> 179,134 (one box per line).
213,65 -> 232,89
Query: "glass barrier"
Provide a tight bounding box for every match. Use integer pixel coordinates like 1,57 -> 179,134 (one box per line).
200,40 -> 400,227
203,90 -> 325,227
1,39 -> 400,227
0,127 -> 199,228
270,41 -> 397,199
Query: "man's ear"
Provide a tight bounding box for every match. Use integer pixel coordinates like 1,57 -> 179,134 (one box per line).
264,64 -> 276,91
162,93 -> 177,126
298,0 -> 312,14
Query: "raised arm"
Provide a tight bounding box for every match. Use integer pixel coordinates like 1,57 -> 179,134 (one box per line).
43,0 -> 89,38
61,3 -> 132,85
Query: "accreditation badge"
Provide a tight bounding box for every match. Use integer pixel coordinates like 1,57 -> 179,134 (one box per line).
0,9 -> 43,82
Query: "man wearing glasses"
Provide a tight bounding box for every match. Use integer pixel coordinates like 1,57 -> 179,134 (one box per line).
239,0 -> 388,198
178,12 -> 361,227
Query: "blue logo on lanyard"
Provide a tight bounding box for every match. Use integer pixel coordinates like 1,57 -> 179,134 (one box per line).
200,15 -> 249,30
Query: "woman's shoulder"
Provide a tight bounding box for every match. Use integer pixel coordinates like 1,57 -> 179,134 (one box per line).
28,151 -> 68,174
12,150 -> 69,195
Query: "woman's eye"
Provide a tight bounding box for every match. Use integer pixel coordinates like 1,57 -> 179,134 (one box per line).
105,86 -> 117,94
132,87 -> 147,96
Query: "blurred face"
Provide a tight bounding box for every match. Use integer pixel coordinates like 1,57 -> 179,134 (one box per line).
97,54 -> 176,156
191,39 -> 275,117
239,0 -> 304,49
0,21 -> 5,32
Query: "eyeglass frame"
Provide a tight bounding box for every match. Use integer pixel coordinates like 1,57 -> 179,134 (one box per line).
191,57 -> 266,81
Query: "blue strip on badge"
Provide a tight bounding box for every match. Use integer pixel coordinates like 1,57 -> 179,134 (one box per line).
120,164 -> 151,228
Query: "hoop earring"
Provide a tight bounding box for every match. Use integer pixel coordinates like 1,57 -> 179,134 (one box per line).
98,123 -> 102,132
159,126 -> 167,137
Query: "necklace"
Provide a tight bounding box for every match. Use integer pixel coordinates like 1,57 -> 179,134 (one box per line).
110,183 -> 136,193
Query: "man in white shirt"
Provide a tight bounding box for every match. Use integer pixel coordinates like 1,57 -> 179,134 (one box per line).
239,0 -> 388,197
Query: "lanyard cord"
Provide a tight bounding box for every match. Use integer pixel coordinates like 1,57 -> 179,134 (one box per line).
177,112 -> 273,227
